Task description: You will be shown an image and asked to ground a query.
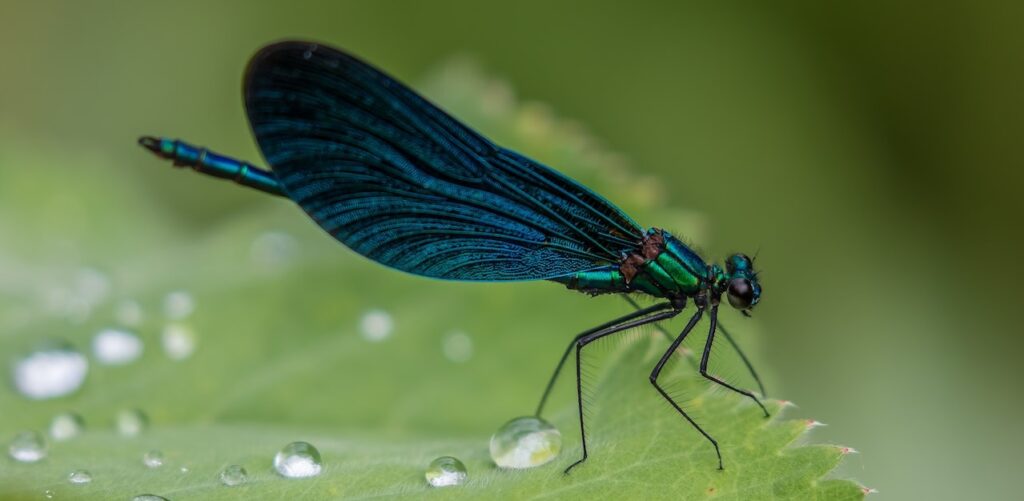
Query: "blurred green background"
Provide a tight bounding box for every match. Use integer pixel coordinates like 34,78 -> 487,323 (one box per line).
2,1 -> 1022,499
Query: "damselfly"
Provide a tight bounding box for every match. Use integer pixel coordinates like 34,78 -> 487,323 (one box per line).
139,41 -> 767,473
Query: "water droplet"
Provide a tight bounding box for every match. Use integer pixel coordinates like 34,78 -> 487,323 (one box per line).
44,489 -> 54,499
359,309 -> 393,342
219,464 -> 248,486
142,450 -> 164,468
49,412 -> 85,441
163,291 -> 195,319
303,50 -> 312,60
161,323 -> 196,360
250,231 -> 298,271
441,331 -> 473,363
131,495 -> 168,501
179,466 -> 190,474
92,328 -> 143,365
489,416 -> 562,468
11,341 -> 89,399
115,299 -> 144,327
273,441 -> 322,478
117,409 -> 147,437
8,431 -> 47,462
424,456 -> 468,487
68,469 -> 92,485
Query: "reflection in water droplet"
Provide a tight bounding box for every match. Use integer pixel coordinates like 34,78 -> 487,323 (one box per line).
115,299 -> 144,327
425,456 -> 468,487
273,441 -> 322,478
250,231 -> 298,272
441,331 -> 473,363
161,323 -> 196,360
359,309 -> 393,342
163,291 -> 195,319
131,495 -> 169,501
50,412 -> 85,441
68,469 -> 92,485
92,328 -> 143,365
489,416 -> 562,468
8,431 -> 47,462
220,464 -> 248,486
11,341 -> 89,400
142,450 -> 164,468
117,409 -> 147,437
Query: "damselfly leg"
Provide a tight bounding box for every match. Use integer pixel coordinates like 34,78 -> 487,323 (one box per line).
700,306 -> 770,417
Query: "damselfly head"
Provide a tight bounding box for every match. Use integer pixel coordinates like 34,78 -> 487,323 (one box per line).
724,253 -> 761,311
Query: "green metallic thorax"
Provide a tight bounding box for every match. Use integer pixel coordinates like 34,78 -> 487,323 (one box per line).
552,229 -> 711,301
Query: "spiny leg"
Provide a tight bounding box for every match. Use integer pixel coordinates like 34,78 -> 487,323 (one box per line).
621,295 -> 699,370
535,301 -> 674,417
717,321 -> 767,398
649,307 -> 724,470
700,305 -> 769,417
564,308 -> 682,474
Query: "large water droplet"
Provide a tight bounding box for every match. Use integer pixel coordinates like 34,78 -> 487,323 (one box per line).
489,416 -> 562,468
49,412 -> 85,441
425,456 -> 468,487
441,331 -> 474,363
142,450 -> 164,468
92,328 -> 143,365
131,495 -> 168,501
359,309 -> 393,342
116,409 -> 147,437
163,291 -> 195,319
8,431 -> 47,462
220,464 -> 248,486
273,441 -> 322,478
161,323 -> 196,360
68,469 -> 92,485
11,341 -> 89,399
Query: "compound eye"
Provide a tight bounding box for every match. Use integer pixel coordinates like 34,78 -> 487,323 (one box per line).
727,278 -> 754,309
726,253 -> 752,274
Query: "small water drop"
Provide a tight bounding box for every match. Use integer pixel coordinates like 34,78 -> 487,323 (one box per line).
161,323 -> 196,360
131,495 -> 169,501
68,469 -> 92,485
219,464 -> 248,486
92,328 -> 143,365
142,450 -> 164,468
49,412 -> 85,441
11,341 -> 89,400
115,299 -> 144,327
250,231 -> 298,271
179,466 -> 190,474
163,291 -> 195,319
8,431 -> 47,462
44,489 -> 54,499
425,456 -> 468,487
441,331 -> 473,363
359,309 -> 393,342
489,416 -> 562,469
273,441 -> 322,478
117,409 -> 147,437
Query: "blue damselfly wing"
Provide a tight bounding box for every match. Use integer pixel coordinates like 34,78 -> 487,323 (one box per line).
244,42 -> 644,281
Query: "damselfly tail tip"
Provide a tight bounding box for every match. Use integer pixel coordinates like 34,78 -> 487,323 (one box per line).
138,135 -> 171,159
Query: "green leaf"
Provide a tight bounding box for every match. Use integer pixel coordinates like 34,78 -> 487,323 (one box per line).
0,58 -> 865,500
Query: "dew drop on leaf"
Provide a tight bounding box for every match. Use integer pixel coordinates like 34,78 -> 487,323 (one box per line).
359,309 -> 393,342
425,456 -> 468,487
8,431 -> 47,463
92,328 -> 143,365
142,450 -> 164,468
441,330 -> 473,363
68,469 -> 92,485
116,409 -> 147,437
273,441 -> 322,478
489,416 -> 562,468
219,464 -> 248,486
163,291 -> 195,320
11,341 -> 88,400
49,412 -> 85,441
161,323 -> 196,361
